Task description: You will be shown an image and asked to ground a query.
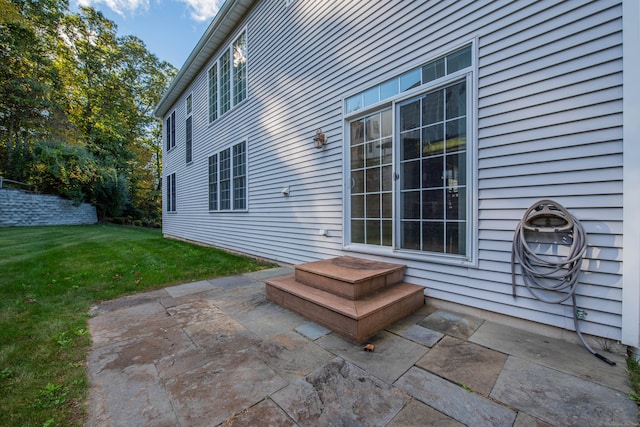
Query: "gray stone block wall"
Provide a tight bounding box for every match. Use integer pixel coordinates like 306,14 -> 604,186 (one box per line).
0,188 -> 97,227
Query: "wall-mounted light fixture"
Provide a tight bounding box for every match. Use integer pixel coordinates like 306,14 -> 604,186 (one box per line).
313,129 -> 327,149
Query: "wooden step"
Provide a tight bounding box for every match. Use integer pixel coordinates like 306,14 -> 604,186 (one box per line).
266,274 -> 424,343
294,256 -> 406,300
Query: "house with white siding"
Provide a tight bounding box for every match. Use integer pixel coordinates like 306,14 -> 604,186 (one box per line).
155,0 -> 640,355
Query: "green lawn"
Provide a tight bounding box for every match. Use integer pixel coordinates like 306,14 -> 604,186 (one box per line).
0,224 -> 273,427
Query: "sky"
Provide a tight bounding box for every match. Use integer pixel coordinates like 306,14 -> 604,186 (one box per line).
71,0 -> 225,68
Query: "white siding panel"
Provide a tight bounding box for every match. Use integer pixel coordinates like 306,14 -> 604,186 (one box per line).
479,155 -> 622,179
479,168 -> 622,189
162,0 -> 624,341
480,2 -> 620,61
479,87 -> 622,129
479,102 -> 622,139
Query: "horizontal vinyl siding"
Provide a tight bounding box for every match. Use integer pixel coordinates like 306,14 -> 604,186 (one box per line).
473,0 -> 623,339
162,0 -> 624,340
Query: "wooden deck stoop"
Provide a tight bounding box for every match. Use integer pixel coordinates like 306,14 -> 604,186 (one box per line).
265,256 -> 425,343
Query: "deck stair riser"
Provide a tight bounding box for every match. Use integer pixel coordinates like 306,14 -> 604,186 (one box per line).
266,256 -> 424,343
295,267 -> 404,300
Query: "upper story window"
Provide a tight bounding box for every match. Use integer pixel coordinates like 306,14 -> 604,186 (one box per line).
186,94 -> 193,164
233,31 -> 247,105
166,110 -> 175,151
208,30 -> 247,124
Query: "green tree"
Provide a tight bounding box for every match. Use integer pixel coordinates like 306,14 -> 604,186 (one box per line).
55,7 -> 176,218
118,35 -> 176,219
0,2 -> 176,219
30,140 -> 97,203
0,0 -> 67,180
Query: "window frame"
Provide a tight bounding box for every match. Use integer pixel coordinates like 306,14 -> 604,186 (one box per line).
166,172 -> 176,213
342,41 -> 477,266
208,139 -> 248,212
166,110 -> 176,151
208,63 -> 218,123
208,29 -> 248,125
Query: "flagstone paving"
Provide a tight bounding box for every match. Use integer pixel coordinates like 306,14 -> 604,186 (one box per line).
86,267 -> 639,426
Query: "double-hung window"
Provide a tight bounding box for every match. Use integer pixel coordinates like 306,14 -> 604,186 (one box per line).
166,111 -> 175,151
208,30 -> 247,123
186,94 -> 193,163
208,140 -> 247,211
166,172 -> 176,212
346,44 -> 473,260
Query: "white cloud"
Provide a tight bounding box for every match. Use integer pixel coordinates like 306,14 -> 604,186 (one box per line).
75,0 -> 222,23
77,0 -> 150,17
178,0 -> 223,22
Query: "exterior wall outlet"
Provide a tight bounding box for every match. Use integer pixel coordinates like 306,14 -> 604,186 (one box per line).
575,308 -> 587,320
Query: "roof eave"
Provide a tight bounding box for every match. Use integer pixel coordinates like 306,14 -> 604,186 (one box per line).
154,0 -> 256,118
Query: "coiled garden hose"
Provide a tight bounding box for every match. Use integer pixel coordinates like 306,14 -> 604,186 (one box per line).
511,200 -> 615,366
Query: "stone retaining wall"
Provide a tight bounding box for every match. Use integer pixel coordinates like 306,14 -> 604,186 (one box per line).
0,188 -> 97,226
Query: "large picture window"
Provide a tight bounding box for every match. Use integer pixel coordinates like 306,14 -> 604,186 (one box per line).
346,44 -> 473,259
208,141 -> 247,211
208,30 -> 247,124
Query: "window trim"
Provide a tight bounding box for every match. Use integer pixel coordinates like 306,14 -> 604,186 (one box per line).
208,28 -> 248,125
166,110 -> 176,151
342,40 -> 478,267
166,172 -> 176,213
208,139 -> 248,212
208,63 -> 218,123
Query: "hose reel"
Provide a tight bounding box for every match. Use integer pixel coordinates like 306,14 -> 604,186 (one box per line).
511,199 -> 615,365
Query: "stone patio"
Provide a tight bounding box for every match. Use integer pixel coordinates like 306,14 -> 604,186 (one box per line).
86,266 -> 638,426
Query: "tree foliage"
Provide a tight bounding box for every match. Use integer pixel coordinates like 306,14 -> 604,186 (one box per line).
0,1 -> 176,219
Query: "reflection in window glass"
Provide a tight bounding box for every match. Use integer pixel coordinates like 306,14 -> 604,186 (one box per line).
346,95 -> 363,114
399,80 -> 467,255
380,79 -> 399,100
345,44 -> 471,115
219,148 -> 231,210
349,109 -> 393,247
346,45 -> 472,258
363,87 -> 379,107
232,142 -> 246,210
447,45 -> 472,74
219,52 -> 231,115
209,141 -> 247,211
233,32 -> 247,105
186,116 -> 192,163
208,65 -> 218,123
208,154 -> 218,210
399,68 -> 421,92
422,58 -> 445,83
